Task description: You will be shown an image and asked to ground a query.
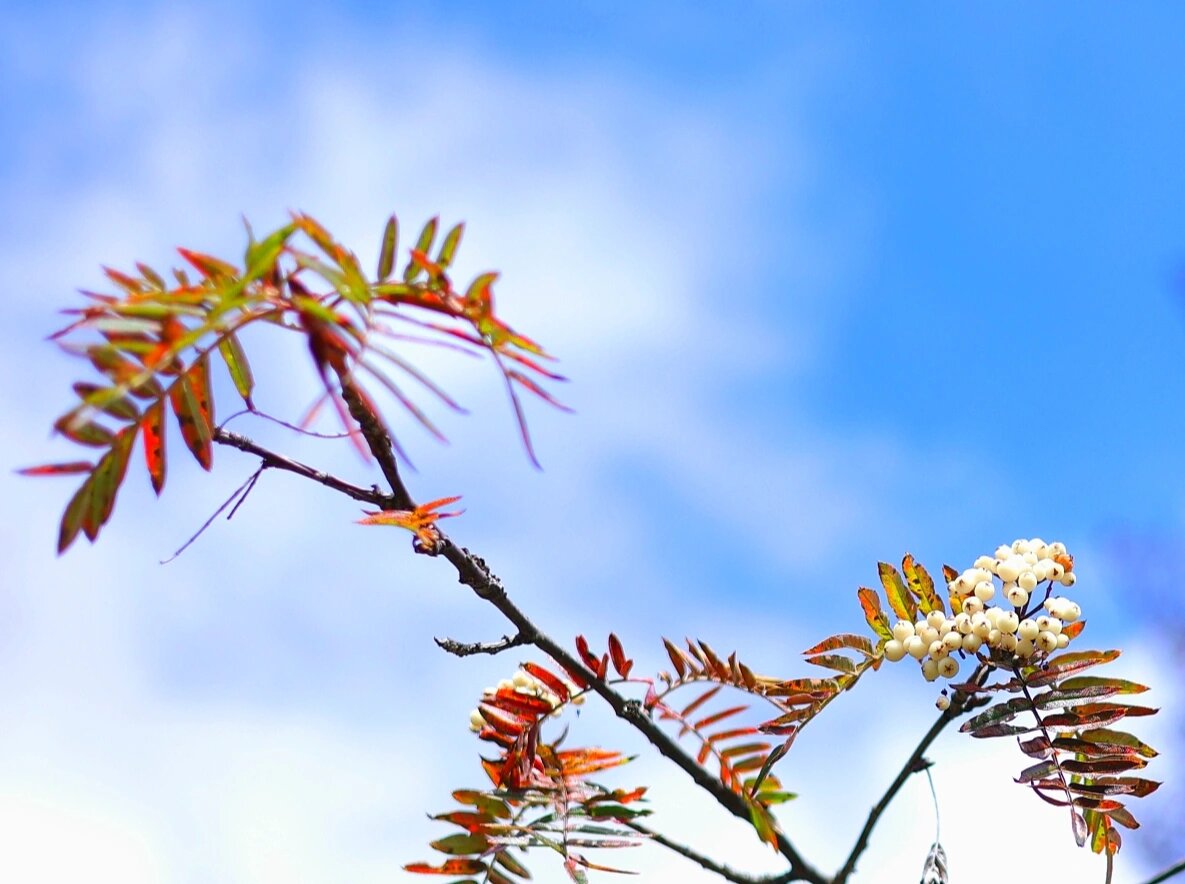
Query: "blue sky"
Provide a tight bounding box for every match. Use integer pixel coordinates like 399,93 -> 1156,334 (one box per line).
2,4 -> 1183,883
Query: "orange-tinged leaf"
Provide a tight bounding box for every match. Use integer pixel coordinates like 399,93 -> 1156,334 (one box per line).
476,703 -> 525,736
806,653 -> 857,674
141,399 -> 166,495
17,461 -> 93,476
760,677 -> 837,698
169,357 -> 213,470
1078,729 -> 1158,758
696,741 -> 711,765
177,247 -> 237,281
680,685 -> 722,719
431,810 -> 494,831
697,640 -> 727,678
802,633 -> 874,658
555,747 -> 632,777
1024,649 -> 1121,686
357,496 -> 463,550
707,726 -> 760,744
522,663 -> 571,703
102,265 -> 145,292
491,687 -> 554,718
465,271 -> 499,310
694,705 -> 747,730
878,562 -> 915,621
574,635 -> 600,672
662,637 -> 692,678
1058,676 -> 1148,696
404,859 -> 486,875
857,587 -> 893,641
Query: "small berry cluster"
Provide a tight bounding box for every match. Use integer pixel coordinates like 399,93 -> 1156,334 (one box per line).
882,539 -> 1080,689
468,668 -> 584,731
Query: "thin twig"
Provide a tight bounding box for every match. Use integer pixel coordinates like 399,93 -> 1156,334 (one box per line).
833,665 -> 989,884
220,407 -> 353,438
213,428 -> 395,507
924,764 -> 940,844
434,632 -> 531,657
625,821 -> 795,884
160,465 -> 264,564
1141,857 -> 1185,884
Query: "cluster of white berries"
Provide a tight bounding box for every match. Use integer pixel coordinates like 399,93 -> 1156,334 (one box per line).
881,539 -> 1082,688
467,668 -> 584,732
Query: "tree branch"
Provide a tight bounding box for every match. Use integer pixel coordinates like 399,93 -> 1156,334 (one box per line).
625,821 -> 796,884
434,632 -> 532,657
832,666 -> 990,884
1142,857 -> 1185,884
216,420 -> 828,882
213,428 -> 394,507
437,540 -> 828,884
338,381 -> 415,510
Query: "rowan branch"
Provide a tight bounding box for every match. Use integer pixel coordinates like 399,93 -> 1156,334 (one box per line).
625,821 -> 796,884
215,418 -> 829,882
1142,857 -> 1185,884
213,428 -> 395,507
338,380 -> 415,510
436,539 -> 827,884
434,632 -> 532,657
832,664 -> 990,884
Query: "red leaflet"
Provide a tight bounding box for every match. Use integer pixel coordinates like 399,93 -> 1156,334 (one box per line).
404,859 -> 486,876
16,462 -> 93,476
141,399 -> 166,495
574,634 -> 600,672
522,662 -> 571,703
607,633 -> 633,677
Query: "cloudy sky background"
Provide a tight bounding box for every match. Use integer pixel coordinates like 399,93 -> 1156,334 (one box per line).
2,3 -> 1184,882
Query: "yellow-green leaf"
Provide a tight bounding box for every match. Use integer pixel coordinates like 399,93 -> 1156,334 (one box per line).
377,214 -> 398,280
878,561 -> 915,622
217,333 -> 255,407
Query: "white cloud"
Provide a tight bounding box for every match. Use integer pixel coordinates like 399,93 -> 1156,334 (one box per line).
3,5 -> 1167,884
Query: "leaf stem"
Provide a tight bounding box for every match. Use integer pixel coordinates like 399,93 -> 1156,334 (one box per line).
1011,661 -> 1081,844
832,664 -> 988,884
